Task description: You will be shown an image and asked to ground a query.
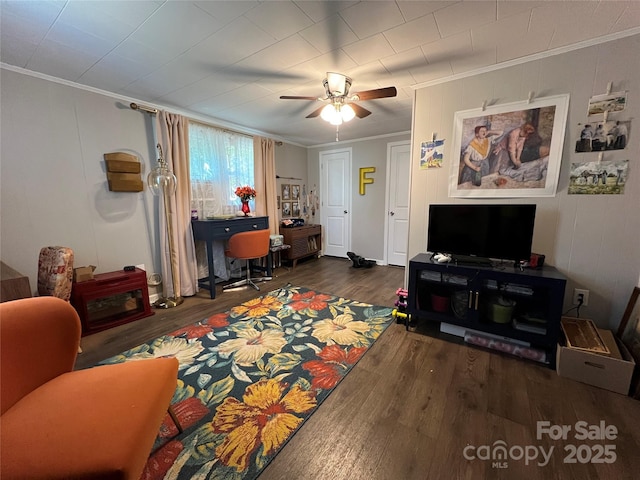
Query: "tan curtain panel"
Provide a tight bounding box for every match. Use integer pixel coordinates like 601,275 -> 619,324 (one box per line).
253,136 -> 278,235
155,111 -> 198,297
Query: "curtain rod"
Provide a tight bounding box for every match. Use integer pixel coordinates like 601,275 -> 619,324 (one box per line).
130,102 -> 158,114
189,118 -> 254,140
131,103 -> 284,145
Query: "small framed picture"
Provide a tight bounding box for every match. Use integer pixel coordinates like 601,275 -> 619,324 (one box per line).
575,120 -> 630,153
282,202 -> 291,217
291,184 -> 300,200
281,184 -> 290,200
292,201 -> 300,217
588,91 -> 627,116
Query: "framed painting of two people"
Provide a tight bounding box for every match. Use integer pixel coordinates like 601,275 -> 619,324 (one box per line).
449,94 -> 570,198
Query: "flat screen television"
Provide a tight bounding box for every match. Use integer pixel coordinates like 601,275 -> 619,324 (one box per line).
427,204 -> 536,262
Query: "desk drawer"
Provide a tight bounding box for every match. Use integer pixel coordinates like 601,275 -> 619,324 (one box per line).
210,222 -> 266,237
193,217 -> 269,240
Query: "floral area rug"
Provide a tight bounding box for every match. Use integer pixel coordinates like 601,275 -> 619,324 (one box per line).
99,285 -> 394,480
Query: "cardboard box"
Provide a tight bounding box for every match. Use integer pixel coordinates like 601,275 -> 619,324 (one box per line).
557,327 -> 636,395
73,266 -> 96,283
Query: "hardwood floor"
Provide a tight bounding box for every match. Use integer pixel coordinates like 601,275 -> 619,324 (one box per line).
75,257 -> 640,479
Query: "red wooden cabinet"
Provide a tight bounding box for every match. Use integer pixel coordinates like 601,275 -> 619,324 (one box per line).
70,268 -> 153,336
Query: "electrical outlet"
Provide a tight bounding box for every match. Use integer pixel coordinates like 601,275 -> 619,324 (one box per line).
573,288 -> 589,306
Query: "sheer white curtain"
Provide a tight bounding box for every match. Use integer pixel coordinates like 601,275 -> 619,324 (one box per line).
189,122 -> 254,280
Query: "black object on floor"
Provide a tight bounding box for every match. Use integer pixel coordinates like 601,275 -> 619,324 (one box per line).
347,251 -> 376,268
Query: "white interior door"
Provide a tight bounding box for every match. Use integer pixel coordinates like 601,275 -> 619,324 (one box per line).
385,141 -> 411,266
320,148 -> 351,258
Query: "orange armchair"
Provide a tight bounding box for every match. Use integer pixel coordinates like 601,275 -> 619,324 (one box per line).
0,297 -> 179,480
223,229 -> 271,291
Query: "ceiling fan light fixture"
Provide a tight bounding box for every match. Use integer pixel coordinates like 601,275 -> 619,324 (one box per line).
321,104 -> 343,125
341,104 -> 355,122
325,72 -> 351,96
280,72 -> 396,128
320,104 -> 336,122
330,112 -> 343,126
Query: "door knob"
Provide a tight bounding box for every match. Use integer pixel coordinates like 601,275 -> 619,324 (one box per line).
390,211 -> 395,216
344,210 -> 348,214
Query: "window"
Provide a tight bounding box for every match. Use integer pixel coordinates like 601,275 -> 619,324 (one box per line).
188,121 -> 254,218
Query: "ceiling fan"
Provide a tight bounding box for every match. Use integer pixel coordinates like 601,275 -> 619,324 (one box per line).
280,72 -> 397,128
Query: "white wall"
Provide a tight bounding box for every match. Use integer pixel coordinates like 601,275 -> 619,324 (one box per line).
307,132 -> 411,262
409,34 -> 640,329
0,68 -> 320,298
0,69 -> 163,298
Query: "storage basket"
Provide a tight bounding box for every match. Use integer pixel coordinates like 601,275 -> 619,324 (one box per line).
489,296 -> 516,324
431,293 -> 450,313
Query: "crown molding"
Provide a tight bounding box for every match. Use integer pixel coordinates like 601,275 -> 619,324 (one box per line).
309,130 -> 411,149
0,62 -> 282,142
412,28 -> 640,90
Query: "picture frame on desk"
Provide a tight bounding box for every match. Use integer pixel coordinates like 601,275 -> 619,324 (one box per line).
449,94 -> 569,198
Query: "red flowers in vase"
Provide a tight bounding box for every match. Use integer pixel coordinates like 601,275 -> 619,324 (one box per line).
234,186 -> 256,202
235,186 -> 256,216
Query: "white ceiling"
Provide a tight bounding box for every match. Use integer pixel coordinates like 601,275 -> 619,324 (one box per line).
1,1 -> 639,146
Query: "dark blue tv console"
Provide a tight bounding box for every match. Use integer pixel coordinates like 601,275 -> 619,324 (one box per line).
407,253 -> 567,368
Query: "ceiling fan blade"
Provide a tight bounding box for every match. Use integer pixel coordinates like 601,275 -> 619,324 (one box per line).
350,103 -> 371,118
306,106 -> 325,118
280,95 -> 320,101
352,86 -> 397,101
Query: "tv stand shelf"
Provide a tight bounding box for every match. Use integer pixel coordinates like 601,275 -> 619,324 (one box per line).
407,253 -> 566,368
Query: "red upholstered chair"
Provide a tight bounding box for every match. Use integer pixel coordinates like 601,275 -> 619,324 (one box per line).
0,296 -> 179,480
223,229 -> 271,291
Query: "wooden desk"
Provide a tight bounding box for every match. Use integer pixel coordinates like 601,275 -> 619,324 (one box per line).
192,216 -> 269,299
1,261 -> 32,302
